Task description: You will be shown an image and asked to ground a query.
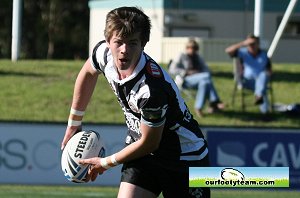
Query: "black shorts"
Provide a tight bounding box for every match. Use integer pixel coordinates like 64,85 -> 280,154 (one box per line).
121,154 -> 210,198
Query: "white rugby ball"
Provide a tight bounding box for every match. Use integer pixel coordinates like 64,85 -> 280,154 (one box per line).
221,168 -> 245,181
61,130 -> 105,183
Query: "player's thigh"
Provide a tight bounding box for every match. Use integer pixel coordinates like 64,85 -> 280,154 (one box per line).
117,182 -> 157,198
161,156 -> 211,198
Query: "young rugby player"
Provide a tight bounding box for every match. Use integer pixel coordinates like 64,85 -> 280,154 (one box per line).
61,6 -> 210,198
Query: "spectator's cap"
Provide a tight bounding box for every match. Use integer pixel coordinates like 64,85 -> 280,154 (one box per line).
186,39 -> 199,51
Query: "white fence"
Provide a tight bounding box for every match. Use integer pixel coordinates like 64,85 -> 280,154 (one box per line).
161,37 -> 241,64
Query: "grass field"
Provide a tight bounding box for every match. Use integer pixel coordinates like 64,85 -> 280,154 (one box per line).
0,59 -> 300,127
0,185 -> 299,198
1,60 -> 300,197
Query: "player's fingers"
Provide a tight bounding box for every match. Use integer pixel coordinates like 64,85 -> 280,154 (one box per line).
79,157 -> 99,165
84,173 -> 91,182
61,129 -> 75,150
61,126 -> 82,150
61,134 -> 71,150
91,171 -> 98,182
79,159 -> 91,165
83,166 -> 92,182
61,141 -> 68,150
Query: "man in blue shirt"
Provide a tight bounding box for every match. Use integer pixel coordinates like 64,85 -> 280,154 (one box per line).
225,33 -> 272,114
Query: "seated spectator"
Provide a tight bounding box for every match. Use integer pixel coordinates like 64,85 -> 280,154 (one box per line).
169,38 -> 224,117
225,33 -> 272,114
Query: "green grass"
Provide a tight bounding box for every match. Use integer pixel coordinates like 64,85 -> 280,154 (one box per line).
0,59 -> 300,128
0,185 -> 299,198
0,185 -> 118,198
0,59 -> 122,123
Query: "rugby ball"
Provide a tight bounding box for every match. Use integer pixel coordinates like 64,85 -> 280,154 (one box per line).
61,130 -> 105,183
221,168 -> 245,181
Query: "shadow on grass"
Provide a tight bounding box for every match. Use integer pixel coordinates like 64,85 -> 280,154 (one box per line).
212,71 -> 233,79
212,70 -> 300,83
271,71 -> 300,83
0,70 -> 47,77
215,110 -> 300,125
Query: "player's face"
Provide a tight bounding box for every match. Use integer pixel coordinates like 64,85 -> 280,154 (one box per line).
107,32 -> 143,72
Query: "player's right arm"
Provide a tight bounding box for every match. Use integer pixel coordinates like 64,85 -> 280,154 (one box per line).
61,58 -> 100,150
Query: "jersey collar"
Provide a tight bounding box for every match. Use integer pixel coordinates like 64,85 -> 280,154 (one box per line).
107,52 -> 146,85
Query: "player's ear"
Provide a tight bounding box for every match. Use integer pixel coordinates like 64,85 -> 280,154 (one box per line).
106,40 -> 111,48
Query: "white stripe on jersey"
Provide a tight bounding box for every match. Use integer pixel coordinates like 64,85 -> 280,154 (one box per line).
176,126 -> 206,153
180,148 -> 208,161
141,117 -> 166,127
161,69 -> 187,114
127,75 -> 149,101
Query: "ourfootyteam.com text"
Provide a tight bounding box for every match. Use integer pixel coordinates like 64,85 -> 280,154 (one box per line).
205,179 -> 275,187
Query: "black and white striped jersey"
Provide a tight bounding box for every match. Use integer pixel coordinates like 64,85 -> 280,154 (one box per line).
90,41 -> 208,161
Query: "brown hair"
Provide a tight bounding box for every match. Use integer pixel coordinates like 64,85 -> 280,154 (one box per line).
104,7 -> 151,47
186,38 -> 199,51
247,33 -> 260,44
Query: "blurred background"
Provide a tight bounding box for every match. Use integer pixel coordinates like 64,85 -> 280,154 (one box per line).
2,0 -> 300,62
1,0 -> 89,60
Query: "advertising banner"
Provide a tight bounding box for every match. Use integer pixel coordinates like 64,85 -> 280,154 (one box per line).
206,128 -> 300,189
1,123 -> 299,188
0,122 -> 127,186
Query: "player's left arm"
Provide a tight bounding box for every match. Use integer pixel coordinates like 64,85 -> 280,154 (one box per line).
80,103 -> 166,181
79,123 -> 164,182
116,122 -> 164,162
115,97 -> 168,162
80,78 -> 167,181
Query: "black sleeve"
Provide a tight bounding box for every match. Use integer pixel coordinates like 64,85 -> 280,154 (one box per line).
91,40 -> 109,72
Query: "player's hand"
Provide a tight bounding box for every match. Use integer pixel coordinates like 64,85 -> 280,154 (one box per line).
79,157 -> 107,182
61,126 -> 81,150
